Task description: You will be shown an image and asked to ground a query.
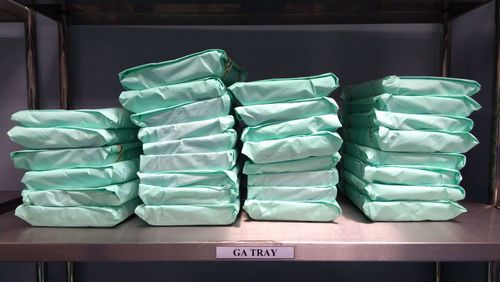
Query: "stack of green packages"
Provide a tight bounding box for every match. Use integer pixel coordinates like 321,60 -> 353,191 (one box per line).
7,108 -> 141,227
230,73 -> 343,222
341,76 -> 481,221
118,49 -> 247,226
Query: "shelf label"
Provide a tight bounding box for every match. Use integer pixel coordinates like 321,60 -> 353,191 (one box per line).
216,246 -> 294,259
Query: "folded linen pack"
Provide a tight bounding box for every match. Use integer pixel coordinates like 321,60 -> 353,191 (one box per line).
15,198 -> 140,227
243,154 -> 341,174
243,199 -> 341,222
139,184 -> 238,205
247,186 -> 337,202
119,49 -> 247,90
247,169 -> 339,187
138,168 -> 238,187
140,150 -> 237,172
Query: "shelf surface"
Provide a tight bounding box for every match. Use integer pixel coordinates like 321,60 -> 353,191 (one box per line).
5,0 -> 493,24
0,194 -> 499,262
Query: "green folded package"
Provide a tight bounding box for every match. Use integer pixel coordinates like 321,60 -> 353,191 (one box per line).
138,115 -> 235,143
21,179 -> 139,207
119,49 -> 247,90
243,154 -> 341,174
241,114 -> 341,142
135,202 -> 240,226
11,142 -> 142,171
22,159 -> 139,190
247,169 -> 339,187
343,155 -> 462,186
347,126 -> 479,153
8,126 -> 138,149
138,167 -> 238,187
344,142 -> 466,170
247,186 -> 337,201
229,73 -> 339,105
119,77 -> 228,113
11,108 -> 135,129
140,150 -> 237,172
341,169 -> 465,201
139,184 -> 238,205
235,97 -> 338,126
143,130 -> 237,155
242,131 -> 343,164
342,186 -> 466,221
344,93 -> 480,116
130,95 -> 231,127
342,76 -> 480,100
347,109 -> 473,132
15,198 -> 140,227
243,199 -> 342,222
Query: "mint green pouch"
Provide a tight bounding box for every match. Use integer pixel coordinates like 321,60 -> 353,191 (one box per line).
341,170 -> 465,201
119,77 -> 228,113
243,199 -> 341,222
143,130 -> 236,155
130,95 -> 231,127
11,142 -> 141,171
21,179 -> 139,207
343,187 -> 466,221
244,154 -> 341,174
235,97 -> 338,126
135,201 -> 240,226
345,94 -> 480,116
347,126 -> 479,153
11,108 -> 135,129
229,73 -> 339,105
139,167 -> 238,187
8,127 -> 138,149
343,155 -> 462,185
344,142 -> 466,170
139,184 -> 238,205
247,186 -> 337,201
119,49 -> 247,90
15,198 -> 140,227
140,150 -> 237,172
342,76 -> 480,100
241,114 -> 341,142
22,159 -> 139,190
248,169 -> 338,187
138,115 -> 234,143
347,109 -> 473,132
242,131 -> 342,164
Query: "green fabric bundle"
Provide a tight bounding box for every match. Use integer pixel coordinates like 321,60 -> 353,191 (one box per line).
341,76 -> 480,221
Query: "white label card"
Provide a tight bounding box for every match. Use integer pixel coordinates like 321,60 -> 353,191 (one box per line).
216,246 -> 294,259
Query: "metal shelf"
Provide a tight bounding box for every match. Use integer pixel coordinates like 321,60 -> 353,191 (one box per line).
0,194 -> 499,262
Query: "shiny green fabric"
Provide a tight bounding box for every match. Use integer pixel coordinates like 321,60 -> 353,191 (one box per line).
243,199 -> 341,222
342,76 -> 480,100
138,168 -> 238,187
135,202 -> 240,226
11,108 -> 135,129
119,77 -> 228,113
341,170 -> 465,201
343,155 -> 462,186
140,150 -> 237,172
229,73 -> 339,105
344,142 -> 466,170
21,179 -> 139,207
243,154 -> 341,174
235,97 -> 338,126
130,95 -> 231,127
138,115 -> 234,143
15,198 -> 140,227
247,186 -> 337,201
22,159 -> 139,190
119,49 -> 247,90
8,126 -> 138,149
344,93 -> 480,116
247,169 -> 339,187
143,130 -> 237,155
11,142 -> 142,171
347,126 -> 478,153
139,184 -> 238,205
241,114 -> 341,142
347,109 -> 473,132
242,131 -> 343,164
